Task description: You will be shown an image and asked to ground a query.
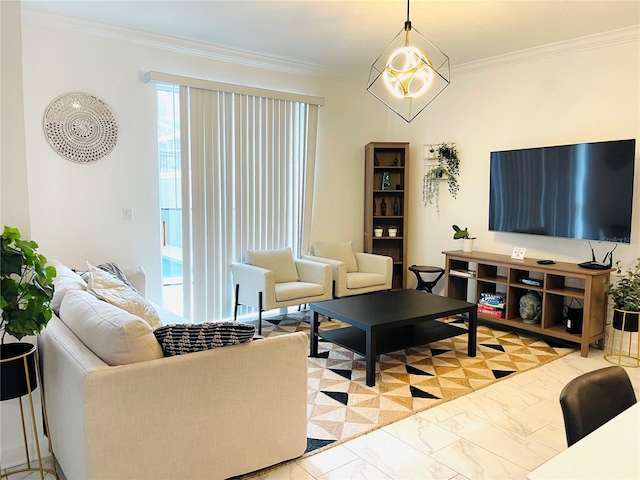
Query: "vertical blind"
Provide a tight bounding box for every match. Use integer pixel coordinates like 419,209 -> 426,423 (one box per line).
175,84 -> 320,321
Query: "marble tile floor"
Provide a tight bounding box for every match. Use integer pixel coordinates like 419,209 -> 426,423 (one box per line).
4,349 -> 638,480
1,456 -> 63,480
257,349 -> 640,480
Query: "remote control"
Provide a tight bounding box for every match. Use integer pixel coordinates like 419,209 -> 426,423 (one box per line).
537,259 -> 555,265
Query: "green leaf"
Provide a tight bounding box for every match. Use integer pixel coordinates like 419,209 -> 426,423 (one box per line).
1,226 -> 56,343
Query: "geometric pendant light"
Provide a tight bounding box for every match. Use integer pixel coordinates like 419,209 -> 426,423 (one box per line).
367,0 -> 450,123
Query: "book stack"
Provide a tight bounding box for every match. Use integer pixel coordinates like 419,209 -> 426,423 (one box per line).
478,292 -> 506,318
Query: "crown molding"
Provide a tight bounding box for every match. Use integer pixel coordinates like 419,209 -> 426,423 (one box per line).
452,26 -> 640,77
21,10 -> 354,82
22,10 -> 639,84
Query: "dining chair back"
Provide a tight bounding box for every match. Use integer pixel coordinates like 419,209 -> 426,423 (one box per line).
559,365 -> 637,446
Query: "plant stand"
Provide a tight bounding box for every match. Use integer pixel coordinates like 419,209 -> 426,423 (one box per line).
0,344 -> 58,479
605,309 -> 640,368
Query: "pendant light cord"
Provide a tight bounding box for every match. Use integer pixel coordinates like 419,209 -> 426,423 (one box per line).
405,0 -> 412,30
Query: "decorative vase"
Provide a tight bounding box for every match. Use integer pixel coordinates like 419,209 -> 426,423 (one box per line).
0,343 -> 38,401
381,172 -> 391,190
374,228 -> 383,238
380,198 -> 387,216
393,198 -> 399,216
462,238 -> 474,253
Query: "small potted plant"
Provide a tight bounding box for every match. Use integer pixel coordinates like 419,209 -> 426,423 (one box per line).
604,258 -> 640,333
388,226 -> 398,237
452,225 -> 476,253
422,143 -> 460,214
1,226 -> 56,400
374,226 -> 384,237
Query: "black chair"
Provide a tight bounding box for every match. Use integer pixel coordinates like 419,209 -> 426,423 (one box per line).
559,366 -> 637,447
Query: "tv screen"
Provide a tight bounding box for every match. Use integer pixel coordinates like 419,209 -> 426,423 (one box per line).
489,139 -> 636,244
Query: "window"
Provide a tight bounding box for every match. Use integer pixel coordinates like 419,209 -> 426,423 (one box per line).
157,84 -> 183,315
154,74 -> 322,321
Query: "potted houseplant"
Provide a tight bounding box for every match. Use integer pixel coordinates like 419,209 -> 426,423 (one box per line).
388,226 -> 398,237
422,143 -> 460,214
374,226 -> 384,237
604,258 -> 640,332
452,224 -> 476,253
1,226 -> 56,400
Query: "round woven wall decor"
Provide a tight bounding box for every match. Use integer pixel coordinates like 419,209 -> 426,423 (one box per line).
43,92 -> 118,163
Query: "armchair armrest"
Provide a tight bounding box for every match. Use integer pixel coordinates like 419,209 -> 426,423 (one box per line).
230,262 -> 276,308
124,267 -> 147,297
354,252 -> 393,278
301,254 -> 347,284
294,258 -> 332,287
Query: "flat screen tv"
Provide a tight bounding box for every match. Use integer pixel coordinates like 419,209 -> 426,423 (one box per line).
489,139 -> 636,244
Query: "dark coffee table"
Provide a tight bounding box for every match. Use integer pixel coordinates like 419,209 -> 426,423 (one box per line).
309,289 -> 477,386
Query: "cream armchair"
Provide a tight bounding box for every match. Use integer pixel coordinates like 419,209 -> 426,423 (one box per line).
303,241 -> 392,298
231,248 -> 332,334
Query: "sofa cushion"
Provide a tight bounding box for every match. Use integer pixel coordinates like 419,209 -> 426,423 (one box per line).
275,281 -> 325,302
153,322 -> 255,356
346,272 -> 387,289
85,262 -> 162,329
48,260 -> 87,315
312,241 -> 358,273
60,290 -> 164,365
246,248 -> 299,283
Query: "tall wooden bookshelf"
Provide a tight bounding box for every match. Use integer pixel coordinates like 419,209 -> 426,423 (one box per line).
364,142 -> 409,289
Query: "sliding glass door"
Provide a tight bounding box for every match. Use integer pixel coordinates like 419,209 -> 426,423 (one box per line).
157,84 -> 184,315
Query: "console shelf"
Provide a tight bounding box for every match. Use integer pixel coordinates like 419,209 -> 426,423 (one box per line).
443,250 -> 614,357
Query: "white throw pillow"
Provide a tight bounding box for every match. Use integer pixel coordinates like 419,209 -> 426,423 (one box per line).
60,290 -> 163,366
245,248 -> 299,283
47,260 -> 87,314
85,262 -> 162,329
312,241 -> 358,273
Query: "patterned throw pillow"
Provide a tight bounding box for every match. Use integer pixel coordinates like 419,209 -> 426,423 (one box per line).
153,322 -> 255,356
75,262 -> 138,293
96,262 -> 137,291
85,262 -> 162,329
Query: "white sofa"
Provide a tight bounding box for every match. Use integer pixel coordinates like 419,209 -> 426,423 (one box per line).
38,261 -> 308,480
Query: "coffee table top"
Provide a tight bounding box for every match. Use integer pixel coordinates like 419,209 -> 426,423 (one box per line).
310,289 -> 476,331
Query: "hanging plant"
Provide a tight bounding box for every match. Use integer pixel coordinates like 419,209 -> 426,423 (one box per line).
422,143 -> 461,214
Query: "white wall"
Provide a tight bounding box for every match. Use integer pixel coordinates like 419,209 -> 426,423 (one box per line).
5,8 -> 639,470
397,31 -> 640,291
21,17 -> 638,305
19,13 -> 388,303
1,1 -> 31,234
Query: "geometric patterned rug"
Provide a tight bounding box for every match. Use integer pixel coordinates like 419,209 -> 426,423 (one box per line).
253,309 -> 574,457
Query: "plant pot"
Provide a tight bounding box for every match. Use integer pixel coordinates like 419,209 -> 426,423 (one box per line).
612,309 -> 639,332
463,238 -> 475,253
374,228 -> 383,238
388,228 -> 398,237
0,343 -> 38,401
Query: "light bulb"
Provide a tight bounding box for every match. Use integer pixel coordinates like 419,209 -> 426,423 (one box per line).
382,46 -> 434,99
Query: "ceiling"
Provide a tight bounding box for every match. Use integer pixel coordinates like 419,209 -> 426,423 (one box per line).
22,1 -> 640,81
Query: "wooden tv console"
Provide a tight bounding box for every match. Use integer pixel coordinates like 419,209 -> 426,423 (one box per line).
443,250 -> 614,357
